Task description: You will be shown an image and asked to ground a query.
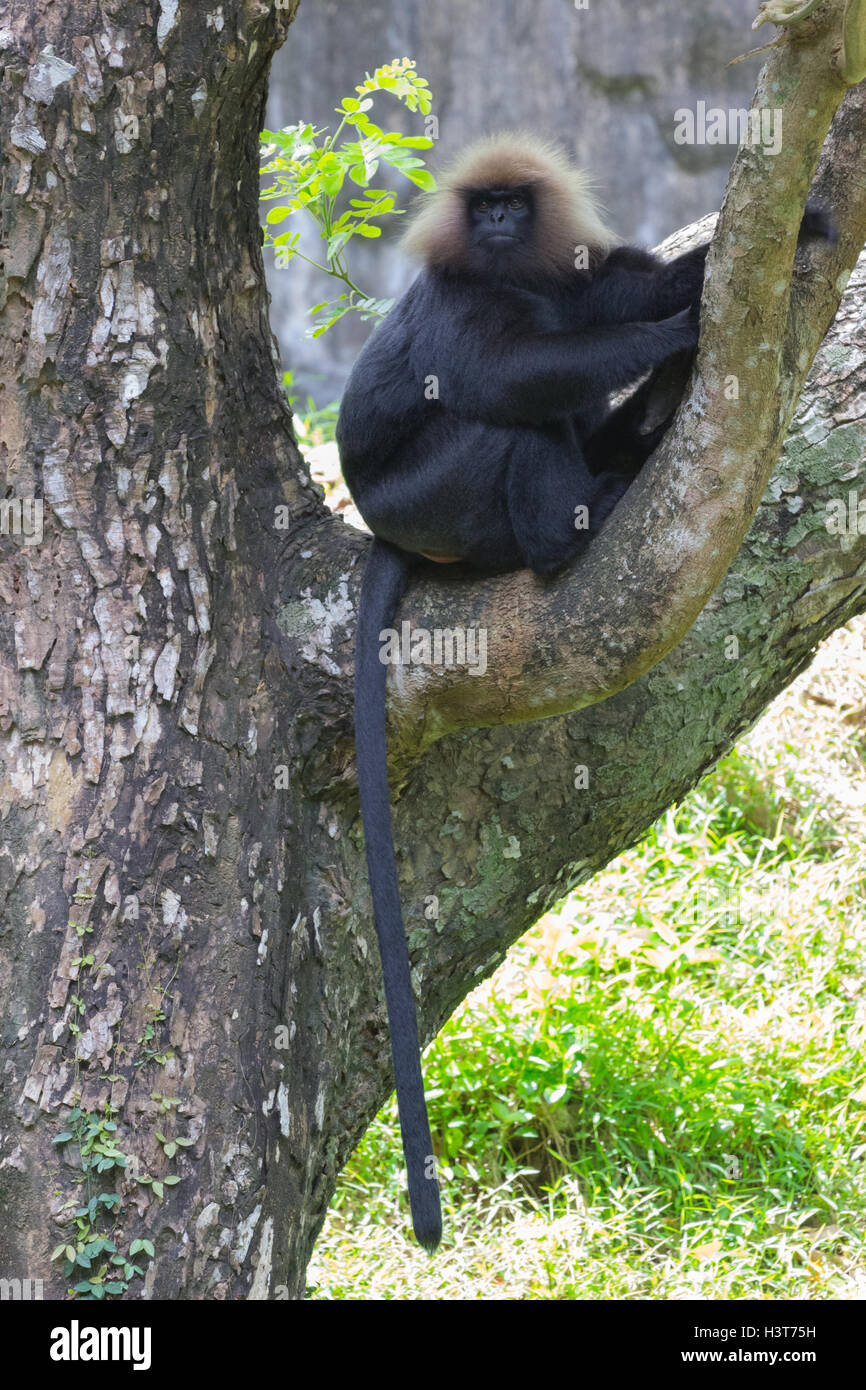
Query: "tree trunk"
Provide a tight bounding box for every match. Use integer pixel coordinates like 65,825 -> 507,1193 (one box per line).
0,2 -> 864,1301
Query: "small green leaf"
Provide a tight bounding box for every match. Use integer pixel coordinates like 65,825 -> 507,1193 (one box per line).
348,161 -> 379,186
320,171 -> 344,196
404,168 -> 436,190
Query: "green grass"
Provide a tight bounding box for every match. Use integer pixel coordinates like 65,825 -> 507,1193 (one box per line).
308,611 -> 866,1300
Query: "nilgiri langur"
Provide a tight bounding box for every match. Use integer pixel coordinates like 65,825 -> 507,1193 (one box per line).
336,132 -> 836,1250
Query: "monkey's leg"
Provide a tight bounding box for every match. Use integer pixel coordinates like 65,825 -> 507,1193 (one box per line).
505,435 -> 618,576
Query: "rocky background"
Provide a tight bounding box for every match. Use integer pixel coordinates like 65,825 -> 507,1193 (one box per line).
264,1 -> 766,401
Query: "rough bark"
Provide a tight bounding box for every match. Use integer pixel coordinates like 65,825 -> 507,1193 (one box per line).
0,0 -> 321,1300
0,0 -> 864,1303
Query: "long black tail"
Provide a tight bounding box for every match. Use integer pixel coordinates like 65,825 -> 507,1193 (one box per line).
354,538 -> 442,1251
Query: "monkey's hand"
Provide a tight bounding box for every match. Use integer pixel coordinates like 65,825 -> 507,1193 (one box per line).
654,307 -> 700,356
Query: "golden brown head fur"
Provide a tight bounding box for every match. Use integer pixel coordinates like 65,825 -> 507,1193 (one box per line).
400,131 -> 613,277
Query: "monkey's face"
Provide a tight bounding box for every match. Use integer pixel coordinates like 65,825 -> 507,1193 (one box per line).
464,185 -> 535,275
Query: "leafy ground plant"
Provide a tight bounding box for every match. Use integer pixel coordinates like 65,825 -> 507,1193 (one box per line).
260,59 -> 434,338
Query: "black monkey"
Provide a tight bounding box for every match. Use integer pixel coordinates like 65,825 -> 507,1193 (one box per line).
336,133 -> 836,1250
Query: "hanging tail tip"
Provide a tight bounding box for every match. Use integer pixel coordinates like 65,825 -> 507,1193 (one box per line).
414,1213 -> 442,1253
410,1178 -> 442,1253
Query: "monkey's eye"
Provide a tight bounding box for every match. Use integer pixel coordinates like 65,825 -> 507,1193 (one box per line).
476,200 -> 491,212
508,196 -> 525,209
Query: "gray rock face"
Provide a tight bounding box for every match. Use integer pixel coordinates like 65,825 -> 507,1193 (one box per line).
264,2 -> 765,400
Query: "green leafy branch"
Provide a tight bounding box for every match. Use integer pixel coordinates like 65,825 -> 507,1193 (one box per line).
260,58 -> 435,337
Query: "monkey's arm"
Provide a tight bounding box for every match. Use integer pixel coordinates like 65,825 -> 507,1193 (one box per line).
442,312 -> 698,426
589,199 -> 837,326
587,245 -> 708,325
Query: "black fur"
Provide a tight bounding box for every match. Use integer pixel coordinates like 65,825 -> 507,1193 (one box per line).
338,247 -> 703,577
337,168 -> 836,1249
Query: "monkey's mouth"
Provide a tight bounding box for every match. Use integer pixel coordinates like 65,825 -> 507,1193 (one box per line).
482,233 -> 520,247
